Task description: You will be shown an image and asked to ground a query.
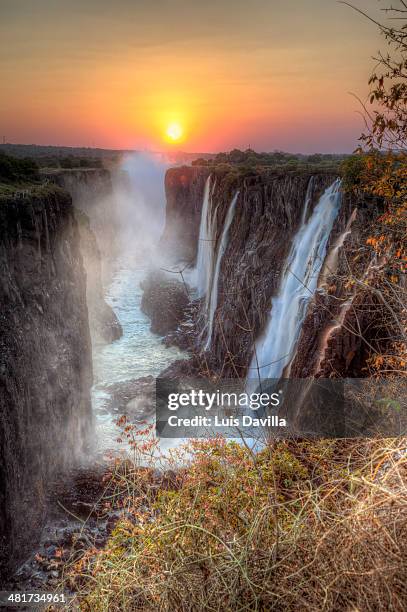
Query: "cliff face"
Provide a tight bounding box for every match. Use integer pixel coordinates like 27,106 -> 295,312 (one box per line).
44,168 -> 123,346
160,167 -> 338,374
75,210 -> 122,346
141,271 -> 190,336
0,186 -> 93,576
43,168 -> 120,285
290,193 -> 384,378
156,166 -> 382,379
160,166 -> 210,261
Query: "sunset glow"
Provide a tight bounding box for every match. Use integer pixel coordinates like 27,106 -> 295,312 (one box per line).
0,0 -> 386,152
165,122 -> 183,143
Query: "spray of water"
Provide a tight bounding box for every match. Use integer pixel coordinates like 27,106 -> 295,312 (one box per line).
248,179 -> 342,384
203,191 -> 239,350
63,152 -> 182,459
112,152 -> 169,262
193,175 -> 214,297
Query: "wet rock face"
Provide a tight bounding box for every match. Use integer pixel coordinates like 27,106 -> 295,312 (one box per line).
44,168 -> 120,286
290,193 -> 385,378
206,172 -> 337,375
46,169 -> 123,346
160,166 -> 210,262
97,375 -> 155,419
141,271 -> 190,336
75,211 -> 122,346
161,168 -> 337,375
151,166 -> 385,380
0,187 -> 93,577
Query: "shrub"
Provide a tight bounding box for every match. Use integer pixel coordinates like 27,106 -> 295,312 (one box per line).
65,437 -> 407,611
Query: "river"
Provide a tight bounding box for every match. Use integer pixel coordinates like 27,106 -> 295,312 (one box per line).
92,252 -> 186,457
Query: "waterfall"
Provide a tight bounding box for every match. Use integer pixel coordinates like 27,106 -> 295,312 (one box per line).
203,191 -> 239,350
301,175 -> 314,224
194,176 -> 213,298
248,179 -> 342,383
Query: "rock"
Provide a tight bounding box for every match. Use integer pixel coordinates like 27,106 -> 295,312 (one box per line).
161,168 -> 338,375
159,165 -> 386,380
141,271 -> 189,336
0,186 -> 93,578
75,210 -> 123,346
159,166 -> 211,262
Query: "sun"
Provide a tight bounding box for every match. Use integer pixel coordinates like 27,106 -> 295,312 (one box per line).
166,122 -> 183,142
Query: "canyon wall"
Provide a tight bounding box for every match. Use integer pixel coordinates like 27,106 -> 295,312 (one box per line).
160,166 -> 210,262
44,168 -> 123,346
44,168 -> 120,284
75,210 -> 122,346
157,166 -> 382,379
0,185 -> 93,576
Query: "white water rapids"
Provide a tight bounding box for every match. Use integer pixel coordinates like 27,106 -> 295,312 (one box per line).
247,178 -> 342,384
93,254 -> 186,455
90,153 -> 186,458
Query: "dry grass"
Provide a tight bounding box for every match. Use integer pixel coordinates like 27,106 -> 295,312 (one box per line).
61,435 -> 407,612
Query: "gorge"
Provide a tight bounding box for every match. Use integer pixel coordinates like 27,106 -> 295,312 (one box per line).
0,152 -> 388,585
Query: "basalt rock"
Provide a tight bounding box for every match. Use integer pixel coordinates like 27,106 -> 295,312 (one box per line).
141,271 -> 190,336
160,166 -> 210,262
43,168 -> 120,285
75,210 -> 122,346
99,375 -> 155,419
160,167 -> 338,375
0,185 -> 93,577
155,165 -> 387,380
290,192 -> 386,378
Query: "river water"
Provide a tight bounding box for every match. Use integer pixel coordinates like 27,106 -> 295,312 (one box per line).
91,252 -> 186,456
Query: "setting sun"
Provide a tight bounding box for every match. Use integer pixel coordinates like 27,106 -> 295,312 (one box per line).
166,122 -> 183,142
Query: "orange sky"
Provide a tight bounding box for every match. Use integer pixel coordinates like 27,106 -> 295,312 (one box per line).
0,0 -> 386,153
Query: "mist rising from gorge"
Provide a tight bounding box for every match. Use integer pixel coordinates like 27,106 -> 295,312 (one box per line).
110,153 -> 169,264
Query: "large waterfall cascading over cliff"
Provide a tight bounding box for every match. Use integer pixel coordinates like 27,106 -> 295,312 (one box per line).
203,191 -> 239,350
194,176 -> 213,297
248,178 -> 342,383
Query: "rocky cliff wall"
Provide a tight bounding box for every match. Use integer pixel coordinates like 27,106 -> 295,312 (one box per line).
290,192 -> 384,378
0,186 -> 93,577
159,167 -> 338,374
160,166 -> 210,262
43,168 -> 120,285
75,210 -> 122,346
154,166 -> 384,380
43,169 -> 123,346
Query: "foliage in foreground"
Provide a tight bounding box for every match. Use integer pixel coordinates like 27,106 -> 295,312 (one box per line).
341,151 -> 406,377
65,437 -> 407,611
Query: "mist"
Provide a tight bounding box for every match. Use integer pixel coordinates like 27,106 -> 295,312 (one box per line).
111,152 -> 170,264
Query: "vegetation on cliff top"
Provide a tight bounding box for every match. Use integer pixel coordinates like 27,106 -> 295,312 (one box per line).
0,143 -> 121,169
192,149 -> 345,177
0,151 -> 39,184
